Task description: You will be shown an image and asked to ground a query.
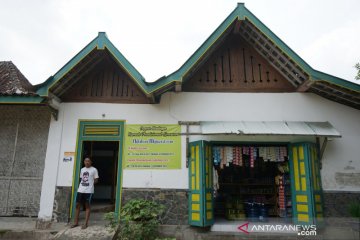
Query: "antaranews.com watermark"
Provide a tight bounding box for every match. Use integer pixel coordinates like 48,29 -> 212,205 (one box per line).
238,222 -> 317,236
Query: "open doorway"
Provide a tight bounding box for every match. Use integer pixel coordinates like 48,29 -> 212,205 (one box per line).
81,141 -> 119,212
212,144 -> 292,224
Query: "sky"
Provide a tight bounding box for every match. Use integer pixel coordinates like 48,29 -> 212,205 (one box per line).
0,0 -> 359,85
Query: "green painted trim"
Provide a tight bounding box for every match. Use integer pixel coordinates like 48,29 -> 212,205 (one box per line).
36,32 -> 149,97
0,96 -> 45,104
36,37 -> 98,96
102,42 -> 148,93
199,141 -> 205,226
289,142 -> 323,225
190,139 -> 293,227
69,120 -> 82,219
188,140 -> 203,227
153,3 -> 360,93
190,139 -> 327,226
308,143 -> 325,227
35,3 -> 360,100
303,144 -> 316,224
114,122 -> 125,219
312,70 -> 360,92
202,140 -> 214,226
288,144 -> 298,224
70,120 -> 125,220
155,10 -> 240,87
187,141 -> 193,225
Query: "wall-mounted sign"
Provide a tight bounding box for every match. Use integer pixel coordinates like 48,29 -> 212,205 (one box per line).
63,152 -> 75,162
124,124 -> 181,169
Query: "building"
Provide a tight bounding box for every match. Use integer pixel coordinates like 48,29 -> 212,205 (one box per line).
0,61 -> 51,217
0,3 -> 359,232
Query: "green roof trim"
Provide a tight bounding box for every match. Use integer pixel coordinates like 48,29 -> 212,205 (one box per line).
0,95 -> 45,104
147,5 -> 240,92
36,32 -> 148,96
150,2 -> 359,93
101,33 -> 148,92
36,3 -> 359,98
311,70 -> 360,91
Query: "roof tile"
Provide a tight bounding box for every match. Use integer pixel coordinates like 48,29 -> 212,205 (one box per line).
0,61 -> 36,96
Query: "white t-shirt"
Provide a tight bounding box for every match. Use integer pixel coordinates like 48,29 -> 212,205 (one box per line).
77,166 -> 99,194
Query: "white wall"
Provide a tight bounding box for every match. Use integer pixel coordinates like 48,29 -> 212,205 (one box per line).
167,92 -> 360,192
38,108 -> 65,220
38,92 -> 360,219
55,98 -> 188,189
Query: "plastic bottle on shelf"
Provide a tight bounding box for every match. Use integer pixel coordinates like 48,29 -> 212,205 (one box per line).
259,203 -> 268,222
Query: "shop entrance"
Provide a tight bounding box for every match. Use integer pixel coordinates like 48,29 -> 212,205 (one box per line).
81,141 -> 119,209
188,141 -> 324,228
213,144 -> 292,224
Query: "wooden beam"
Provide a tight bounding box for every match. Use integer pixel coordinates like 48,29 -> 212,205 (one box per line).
48,92 -> 62,103
175,82 -> 182,92
52,50 -> 103,95
147,94 -> 156,103
297,79 -> 315,92
48,105 -> 59,121
239,21 -> 308,85
183,21 -> 237,81
240,33 -> 300,87
311,85 -> 360,105
233,19 -> 242,33
56,54 -> 106,97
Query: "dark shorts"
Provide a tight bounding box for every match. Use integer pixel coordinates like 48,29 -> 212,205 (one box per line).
76,192 -> 93,205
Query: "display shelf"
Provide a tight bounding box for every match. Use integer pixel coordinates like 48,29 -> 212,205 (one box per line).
221,183 -> 274,186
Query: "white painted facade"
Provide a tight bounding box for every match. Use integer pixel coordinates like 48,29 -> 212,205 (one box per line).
38,92 -> 360,220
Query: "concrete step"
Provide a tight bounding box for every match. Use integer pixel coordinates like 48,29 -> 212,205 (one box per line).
51,225 -> 115,240
0,230 -> 56,240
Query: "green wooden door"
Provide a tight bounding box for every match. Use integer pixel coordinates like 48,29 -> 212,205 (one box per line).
289,143 -> 324,225
308,144 -> 324,226
188,140 -> 214,227
203,141 -> 214,226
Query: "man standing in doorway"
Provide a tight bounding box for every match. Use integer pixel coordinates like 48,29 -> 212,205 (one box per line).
71,156 -> 99,229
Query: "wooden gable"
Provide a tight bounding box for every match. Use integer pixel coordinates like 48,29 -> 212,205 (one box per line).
183,33 -> 295,92
61,54 -> 150,103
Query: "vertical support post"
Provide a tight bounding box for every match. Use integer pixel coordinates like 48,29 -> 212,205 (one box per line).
5,121 -> 19,214
186,124 -> 190,168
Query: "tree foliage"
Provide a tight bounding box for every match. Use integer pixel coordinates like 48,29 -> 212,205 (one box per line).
355,62 -> 360,80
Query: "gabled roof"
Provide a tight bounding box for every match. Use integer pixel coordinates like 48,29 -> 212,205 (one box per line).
35,32 -> 150,97
152,3 -> 359,108
0,61 -> 35,96
158,3 -> 360,90
4,3 -> 358,108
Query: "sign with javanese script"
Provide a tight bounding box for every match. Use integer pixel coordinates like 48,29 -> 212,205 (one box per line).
124,124 -> 181,169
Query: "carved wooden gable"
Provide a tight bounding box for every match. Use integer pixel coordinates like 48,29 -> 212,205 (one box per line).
62,56 -> 150,103
183,34 -> 295,92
